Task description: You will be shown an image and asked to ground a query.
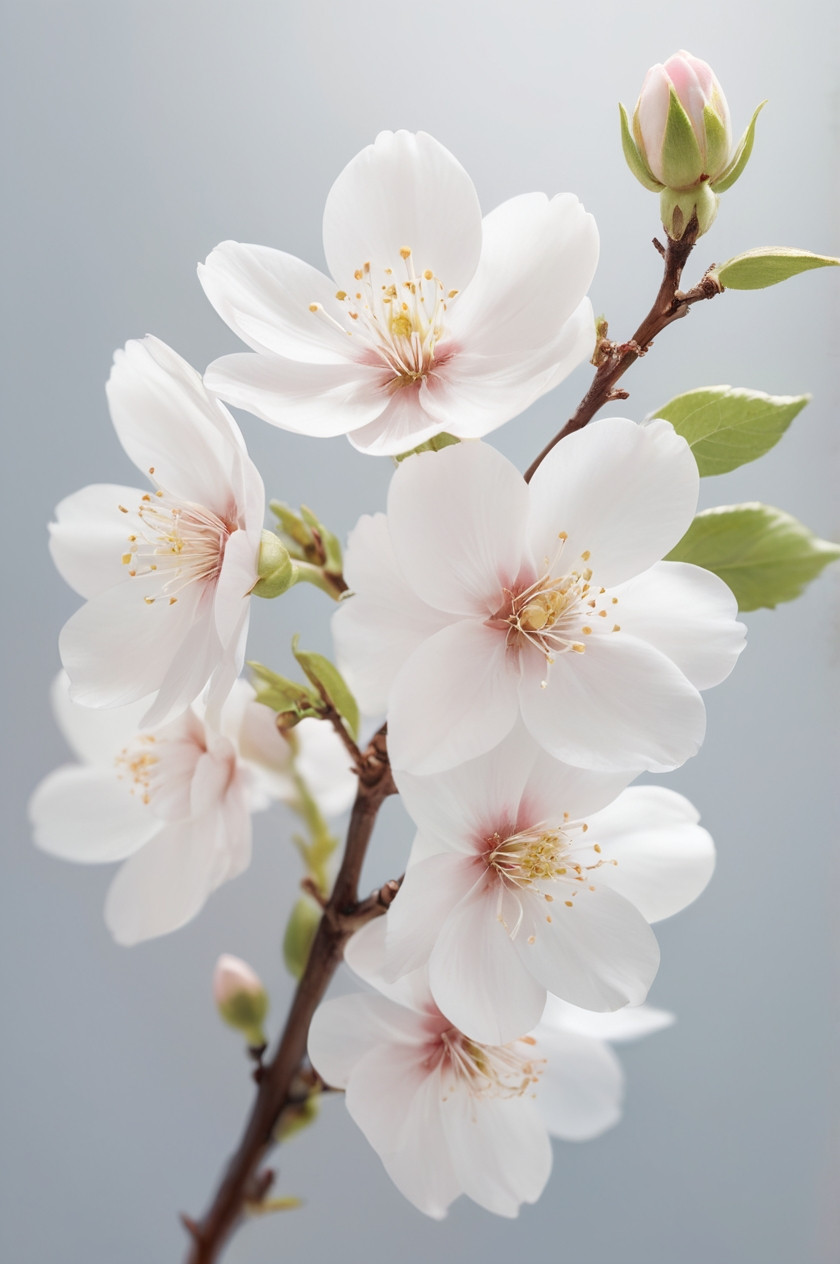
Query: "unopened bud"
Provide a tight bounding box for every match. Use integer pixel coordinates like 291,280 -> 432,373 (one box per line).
659,182 -> 719,242
213,953 -> 269,1046
253,530 -> 296,598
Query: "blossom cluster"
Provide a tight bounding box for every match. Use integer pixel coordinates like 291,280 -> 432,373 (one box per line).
33,112 -> 751,1220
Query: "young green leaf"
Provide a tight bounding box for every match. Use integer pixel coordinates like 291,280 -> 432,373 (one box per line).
248,661 -> 321,723
651,386 -> 809,476
713,248 -> 839,290
667,503 -> 840,610
291,637 -> 360,739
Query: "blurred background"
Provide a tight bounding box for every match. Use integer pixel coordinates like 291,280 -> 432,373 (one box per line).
2,2 -> 838,1261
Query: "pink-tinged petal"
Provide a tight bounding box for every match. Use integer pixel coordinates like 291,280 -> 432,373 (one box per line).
308,992 -> 428,1090
346,386 -> 445,457
333,513 -> 451,716
214,528 -> 259,653
539,995 -> 674,1043
384,854 -> 481,979
429,883 -> 547,1045
198,242 -> 356,364
440,1091 -> 551,1218
323,131 -> 482,293
635,65 -> 671,182
104,811 -> 232,944
514,882 -> 660,1011
387,442 -> 530,616
610,561 -> 745,690
588,785 -> 715,923
527,417 -> 699,587
49,672 -> 150,767
343,919 -> 440,1015
204,351 -> 385,437
531,1028 -> 624,1141
518,631 -> 707,773
387,621 -> 520,775
60,577 -> 206,714
447,192 -> 599,358
519,743 -> 634,825
49,484 -> 147,599
216,777 -> 254,883
106,337 -> 243,515
29,766 -> 159,863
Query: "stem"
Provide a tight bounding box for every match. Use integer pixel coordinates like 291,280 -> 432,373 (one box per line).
184,731 -> 397,1264
523,224 -> 723,483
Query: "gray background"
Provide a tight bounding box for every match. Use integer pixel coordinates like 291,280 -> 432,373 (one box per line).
2,2 -> 838,1262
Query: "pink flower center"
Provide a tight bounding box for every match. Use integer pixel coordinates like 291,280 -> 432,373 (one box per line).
118,479 -> 233,607
309,247 -> 457,390
437,1028 -> 544,1101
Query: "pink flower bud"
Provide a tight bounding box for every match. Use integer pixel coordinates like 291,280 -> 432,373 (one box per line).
633,50 -> 732,189
213,953 -> 264,1004
213,954 -> 268,1045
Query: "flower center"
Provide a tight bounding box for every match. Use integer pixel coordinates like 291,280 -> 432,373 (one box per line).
119,477 -> 232,606
439,1028 -> 544,1101
309,247 -> 456,390
114,734 -> 160,806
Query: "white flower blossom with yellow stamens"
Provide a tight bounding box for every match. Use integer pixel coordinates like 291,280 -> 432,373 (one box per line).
332,417 -> 746,774
380,727 -> 714,1043
199,130 -> 599,456
50,336 -> 265,727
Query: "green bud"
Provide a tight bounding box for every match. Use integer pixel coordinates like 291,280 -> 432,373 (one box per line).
252,530 -> 296,598
213,954 -> 269,1047
659,183 -> 719,241
275,1093 -> 320,1143
283,896 -> 321,980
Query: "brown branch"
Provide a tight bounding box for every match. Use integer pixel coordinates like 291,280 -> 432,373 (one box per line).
183,729 -> 397,1264
523,223 -> 724,483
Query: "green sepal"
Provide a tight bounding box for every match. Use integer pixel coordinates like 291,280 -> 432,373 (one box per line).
619,102 -> 662,191
217,989 -> 268,1049
252,530 -> 296,599
701,102 -> 730,182
712,247 -> 840,290
666,503 -> 840,610
660,183 -> 718,241
711,101 -> 765,193
282,895 -> 321,981
269,501 -> 343,574
659,87 -> 704,189
395,431 -> 461,463
269,501 -> 313,560
651,386 -> 810,476
292,636 -> 360,739
299,505 -> 343,574
248,661 -> 321,726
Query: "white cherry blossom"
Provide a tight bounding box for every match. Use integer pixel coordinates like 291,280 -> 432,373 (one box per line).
51,336 -> 265,728
309,921 -> 673,1219
29,675 -> 356,944
199,130 -> 599,456
333,418 -> 746,774
382,728 -> 713,1042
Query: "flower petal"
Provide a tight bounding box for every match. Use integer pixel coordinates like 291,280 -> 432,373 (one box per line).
515,882 -> 660,1011
610,561 -> 745,690
588,785 -> 716,923
308,992 -> 424,1089
49,484 -> 148,599
440,1091 -> 551,1218
29,766 -> 159,862
387,620 -> 520,775
384,853 -> 481,979
527,417 -> 699,587
539,994 -> 674,1043
518,631 -> 707,772
387,441 -> 530,616
323,131 -> 482,293
346,386 -> 445,457
531,1027 -> 624,1140
49,671 -> 150,766
199,242 -> 356,363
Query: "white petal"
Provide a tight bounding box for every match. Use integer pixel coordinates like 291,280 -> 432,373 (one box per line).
106,337 -> 244,514
532,299 -> 598,395
540,995 -> 675,1043
293,717 -> 357,817
532,1028 -> 624,1140
527,417 -> 699,587
204,351 -> 386,437
518,631 -> 707,772
387,621 -> 520,775
387,441 -> 530,616
346,386 -> 445,457
49,671 -> 150,766
332,513 -> 451,715
323,131 -> 482,293
440,1091 -> 551,1217
518,742 -> 634,823
384,853 -> 481,979
342,919 -> 439,1014
199,242 -> 356,363
29,766 -> 159,862
447,192 -> 599,358
429,883 -> 547,1045
610,561 -> 746,690
515,882 -> 660,1011
308,991 -> 423,1089
49,484 -> 147,599
139,589 -> 224,728
587,785 -> 716,923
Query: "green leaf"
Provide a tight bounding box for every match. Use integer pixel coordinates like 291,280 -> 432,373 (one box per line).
651,386 -> 809,476
248,661 -> 321,724
291,637 -> 360,739
714,247 -> 840,290
618,102 -> 662,191
711,100 -> 765,193
667,503 -> 840,610
395,431 -> 461,463
282,896 -> 321,981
